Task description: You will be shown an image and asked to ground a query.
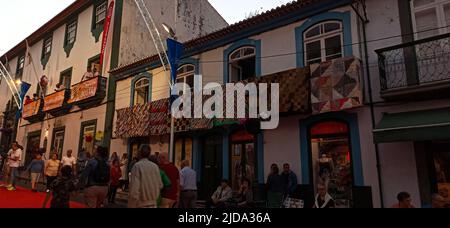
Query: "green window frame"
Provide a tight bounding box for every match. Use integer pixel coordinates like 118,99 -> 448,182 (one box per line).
91,0 -> 107,42
64,18 -> 78,57
41,35 -> 53,69
16,55 -> 25,79
59,67 -> 73,89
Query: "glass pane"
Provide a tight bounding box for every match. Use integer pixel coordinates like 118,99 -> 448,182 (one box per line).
310,122 -> 353,208
413,0 -> 435,8
415,8 -> 439,39
230,50 -> 241,60
305,40 -> 322,62
185,65 -> 195,73
325,35 -> 342,57
186,75 -> 194,88
445,4 -> 450,30
324,22 -> 341,33
305,25 -> 321,38
243,48 -> 255,56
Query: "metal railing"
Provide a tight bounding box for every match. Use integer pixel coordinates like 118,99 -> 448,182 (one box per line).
376,33 -> 450,91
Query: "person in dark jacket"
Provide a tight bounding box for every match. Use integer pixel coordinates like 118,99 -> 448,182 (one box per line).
282,163 -> 298,197
266,164 -> 285,208
50,166 -> 78,208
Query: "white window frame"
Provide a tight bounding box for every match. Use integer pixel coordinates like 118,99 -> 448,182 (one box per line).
177,64 -> 196,92
66,20 -> 77,45
95,2 -> 107,26
303,21 -> 344,66
228,46 -> 256,82
134,77 -> 150,105
411,0 -> 450,39
43,37 -> 52,57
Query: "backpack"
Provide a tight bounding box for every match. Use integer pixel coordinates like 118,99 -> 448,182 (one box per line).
93,158 -> 110,184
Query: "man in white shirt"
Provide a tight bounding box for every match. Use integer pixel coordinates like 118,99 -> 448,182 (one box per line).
128,145 -> 163,208
180,160 -> 197,208
61,149 -> 77,173
6,141 -> 22,191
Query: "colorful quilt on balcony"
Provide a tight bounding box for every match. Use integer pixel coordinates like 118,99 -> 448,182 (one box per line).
310,56 -> 363,115
115,99 -> 170,138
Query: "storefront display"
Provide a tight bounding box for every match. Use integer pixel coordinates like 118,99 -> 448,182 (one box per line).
230,131 -> 256,191
310,121 -> 353,208
434,147 -> 450,207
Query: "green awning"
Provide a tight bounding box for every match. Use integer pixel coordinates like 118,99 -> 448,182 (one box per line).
373,107 -> 450,143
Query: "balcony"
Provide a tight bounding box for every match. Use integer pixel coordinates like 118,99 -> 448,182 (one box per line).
68,76 -> 107,109
376,33 -> 450,100
22,99 -> 44,123
43,89 -> 72,117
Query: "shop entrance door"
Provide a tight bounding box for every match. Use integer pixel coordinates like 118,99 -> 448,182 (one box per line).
25,133 -> 41,167
309,121 -> 354,208
202,134 -> 223,199
230,130 -> 256,191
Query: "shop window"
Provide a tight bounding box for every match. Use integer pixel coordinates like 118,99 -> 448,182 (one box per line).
304,21 -> 343,66
230,130 -> 256,191
177,64 -> 195,91
174,137 -> 193,169
310,120 -> 353,208
432,141 -> 450,207
229,46 -> 256,82
133,77 -> 150,105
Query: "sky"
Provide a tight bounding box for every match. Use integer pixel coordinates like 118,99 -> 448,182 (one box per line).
0,0 -> 293,56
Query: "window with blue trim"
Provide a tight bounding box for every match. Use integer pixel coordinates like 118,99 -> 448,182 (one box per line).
133,77 -> 150,105
304,21 -> 343,66
228,46 -> 256,82
177,64 -> 195,91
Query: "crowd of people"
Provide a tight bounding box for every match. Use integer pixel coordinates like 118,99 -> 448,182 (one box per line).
0,141 -> 448,209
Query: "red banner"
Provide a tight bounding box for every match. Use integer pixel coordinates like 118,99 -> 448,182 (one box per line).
43,90 -> 66,112
68,77 -> 99,104
99,1 -> 115,68
23,100 -> 41,118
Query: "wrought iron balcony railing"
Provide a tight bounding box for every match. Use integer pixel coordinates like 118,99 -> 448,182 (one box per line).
376,33 -> 450,93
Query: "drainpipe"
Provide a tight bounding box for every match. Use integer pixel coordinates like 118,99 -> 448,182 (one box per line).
352,3 -> 385,208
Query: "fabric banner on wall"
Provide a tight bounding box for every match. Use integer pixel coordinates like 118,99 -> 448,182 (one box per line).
22,100 -> 41,118
310,56 -> 363,115
68,77 -> 99,104
43,90 -> 65,112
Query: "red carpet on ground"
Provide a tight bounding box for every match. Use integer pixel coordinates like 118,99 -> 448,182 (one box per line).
0,184 -> 86,208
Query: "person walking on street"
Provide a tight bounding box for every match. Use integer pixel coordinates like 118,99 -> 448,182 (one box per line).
314,183 -> 335,208
128,145 -> 163,208
282,163 -> 298,198
50,166 -> 78,208
26,151 -> 45,192
266,164 -> 285,208
180,160 -> 197,208
391,192 -> 415,208
45,153 -> 61,193
5,141 -> 22,191
119,153 -> 128,191
158,153 -> 180,208
81,146 -> 110,208
108,159 -> 121,204
61,150 -> 77,174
